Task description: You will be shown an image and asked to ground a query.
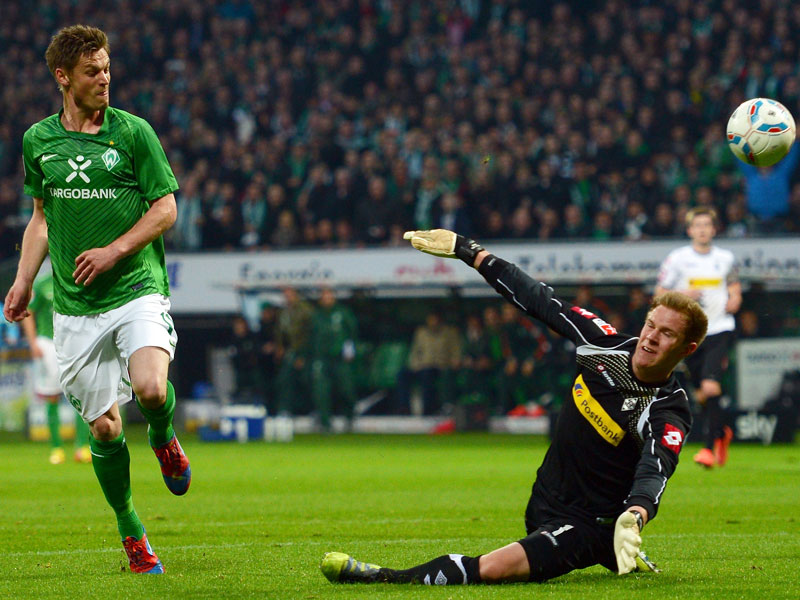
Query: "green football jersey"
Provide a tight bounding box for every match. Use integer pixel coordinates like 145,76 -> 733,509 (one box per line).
28,273 -> 55,340
22,107 -> 178,316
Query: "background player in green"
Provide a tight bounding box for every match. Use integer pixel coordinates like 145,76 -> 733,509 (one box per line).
3,25 -> 189,574
21,272 -> 91,465
310,287 -> 358,431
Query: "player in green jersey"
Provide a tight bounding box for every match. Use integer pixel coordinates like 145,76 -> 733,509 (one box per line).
3,25 -> 189,574
21,272 -> 92,465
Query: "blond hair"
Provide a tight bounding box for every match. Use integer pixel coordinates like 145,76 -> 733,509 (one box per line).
685,206 -> 718,228
45,25 -> 109,89
649,291 -> 708,346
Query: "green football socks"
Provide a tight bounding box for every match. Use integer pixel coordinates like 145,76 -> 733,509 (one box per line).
137,380 -> 176,448
47,402 -> 62,448
89,432 -> 144,540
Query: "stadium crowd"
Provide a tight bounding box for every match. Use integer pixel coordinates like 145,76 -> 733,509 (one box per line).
2,0 -> 800,261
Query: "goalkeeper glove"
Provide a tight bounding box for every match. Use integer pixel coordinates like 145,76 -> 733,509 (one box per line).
402,229 -> 485,267
614,511 -> 642,575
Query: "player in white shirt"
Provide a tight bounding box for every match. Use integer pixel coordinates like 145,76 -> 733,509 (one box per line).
656,207 -> 741,468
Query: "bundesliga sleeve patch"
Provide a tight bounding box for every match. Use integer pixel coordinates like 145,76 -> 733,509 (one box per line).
661,423 -> 684,453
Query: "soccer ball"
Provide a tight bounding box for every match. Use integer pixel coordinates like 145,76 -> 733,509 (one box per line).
726,98 -> 796,167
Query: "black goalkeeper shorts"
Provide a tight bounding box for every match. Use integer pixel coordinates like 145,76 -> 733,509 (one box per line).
518,501 -> 617,582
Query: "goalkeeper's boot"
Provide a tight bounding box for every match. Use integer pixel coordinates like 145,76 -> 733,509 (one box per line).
713,426 -> 733,467
634,550 -> 661,573
693,447 -> 714,468
49,447 -> 66,465
321,552 -> 383,583
122,530 -> 164,574
152,432 -> 191,495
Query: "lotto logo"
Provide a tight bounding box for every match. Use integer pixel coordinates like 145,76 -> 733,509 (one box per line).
661,424 -> 684,453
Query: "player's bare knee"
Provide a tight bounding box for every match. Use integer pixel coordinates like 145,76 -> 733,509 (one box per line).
90,415 -> 121,441
478,555 -> 505,582
479,551 -> 526,583
134,380 -> 166,409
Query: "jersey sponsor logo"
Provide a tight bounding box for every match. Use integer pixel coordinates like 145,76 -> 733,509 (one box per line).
102,147 -> 120,170
572,374 -> 625,446
661,423 -> 684,453
66,155 -> 92,183
48,187 -> 119,199
41,153 -> 58,162
689,278 -> 722,288
570,306 -> 618,335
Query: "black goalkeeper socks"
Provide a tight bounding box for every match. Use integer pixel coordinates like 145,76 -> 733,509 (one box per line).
380,554 -> 482,585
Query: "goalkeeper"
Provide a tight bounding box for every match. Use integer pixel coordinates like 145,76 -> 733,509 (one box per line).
322,229 -> 707,585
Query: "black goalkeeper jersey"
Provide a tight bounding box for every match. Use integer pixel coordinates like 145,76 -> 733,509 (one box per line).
478,255 -> 692,524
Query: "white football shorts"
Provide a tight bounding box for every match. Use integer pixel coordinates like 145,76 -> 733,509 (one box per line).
53,294 -> 178,423
32,336 -> 63,397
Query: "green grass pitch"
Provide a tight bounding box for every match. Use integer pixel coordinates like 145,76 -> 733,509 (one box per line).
1,427 -> 798,599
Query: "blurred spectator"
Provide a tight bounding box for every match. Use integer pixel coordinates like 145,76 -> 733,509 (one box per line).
310,288 -> 358,431
457,313 -> 493,405
644,202 -> 676,238
275,287 -> 313,417
256,302 -> 279,413
626,286 -> 651,334
0,302 -> 21,348
563,203 -> 590,238
481,304 -> 510,410
240,181 -> 267,249
723,198 -> 756,238
229,316 -> 264,404
738,309 -> 763,339
623,200 -> 649,240
395,311 -> 462,415
2,0 -> 799,250
435,192 -> 472,235
573,284 -> 611,317
171,177 -> 204,251
498,303 -> 551,414
736,143 -> 800,230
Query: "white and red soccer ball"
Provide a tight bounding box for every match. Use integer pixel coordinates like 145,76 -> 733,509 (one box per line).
726,97 -> 796,167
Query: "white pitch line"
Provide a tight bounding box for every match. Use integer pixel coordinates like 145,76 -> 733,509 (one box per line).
6,541 -> 256,558
7,531 -> 794,559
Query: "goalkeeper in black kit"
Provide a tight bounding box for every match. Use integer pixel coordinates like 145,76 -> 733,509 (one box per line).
321,229 -> 708,585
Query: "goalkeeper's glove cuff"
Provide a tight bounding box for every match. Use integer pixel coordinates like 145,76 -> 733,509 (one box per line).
629,509 -> 644,531
454,235 -> 485,267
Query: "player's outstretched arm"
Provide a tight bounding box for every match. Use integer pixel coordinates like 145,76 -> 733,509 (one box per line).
403,229 -> 486,267
73,193 -> 177,286
4,198 -> 48,322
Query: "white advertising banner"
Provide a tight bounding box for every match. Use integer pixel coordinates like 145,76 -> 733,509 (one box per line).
165,237 -> 800,313
736,338 -> 800,409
